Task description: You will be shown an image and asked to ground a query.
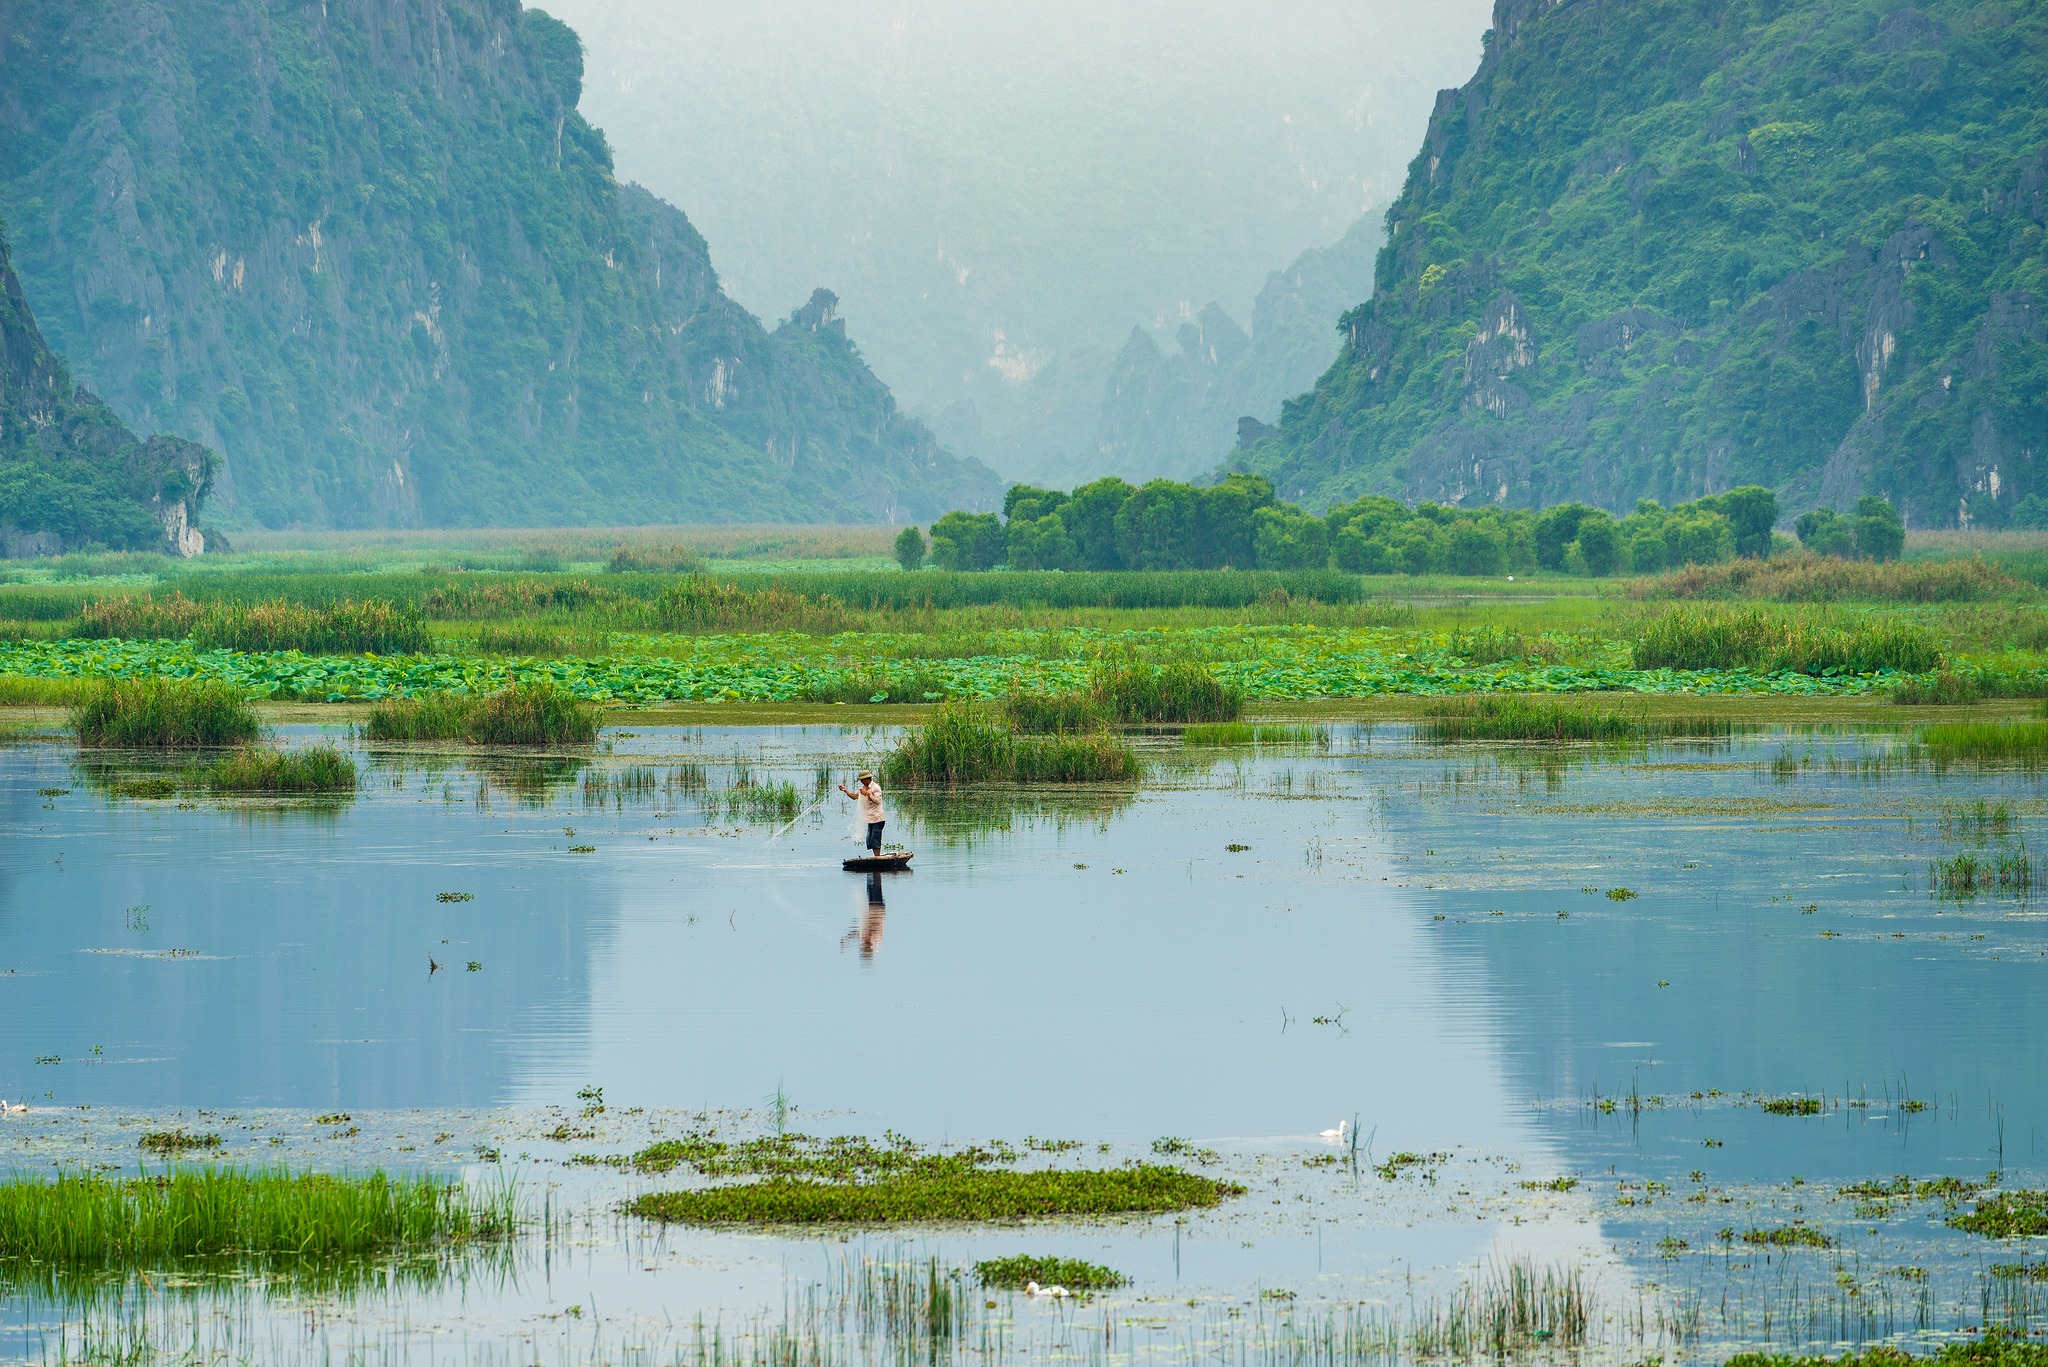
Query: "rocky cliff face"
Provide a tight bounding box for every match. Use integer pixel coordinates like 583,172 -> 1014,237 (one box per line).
1239,0 -> 2048,525
0,0 -> 997,528
0,220 -> 211,556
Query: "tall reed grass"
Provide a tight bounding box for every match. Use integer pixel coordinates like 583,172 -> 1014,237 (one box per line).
0,1168 -> 511,1266
71,679 -> 260,748
649,576 -> 850,633
881,702 -> 1137,786
1094,661 -> 1243,723
999,691 -> 1107,733
1632,607 -> 1941,674
1639,554 -> 2021,603
363,684 -> 599,746
73,593 -> 431,655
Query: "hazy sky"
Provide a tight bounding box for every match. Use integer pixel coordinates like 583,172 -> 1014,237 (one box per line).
544,0 -> 1491,417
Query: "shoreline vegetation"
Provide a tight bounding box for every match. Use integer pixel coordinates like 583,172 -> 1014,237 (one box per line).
2,530 -> 2046,711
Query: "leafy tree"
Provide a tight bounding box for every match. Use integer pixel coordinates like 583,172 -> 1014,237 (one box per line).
1695,487 -> 1778,559
1572,514 -> 1624,577
1006,514 -> 1079,571
893,525 -> 927,571
1196,472 -> 1277,569
1851,496 -> 1905,562
1794,508 -> 1855,557
1062,478 -> 1136,570
928,511 -> 1006,571
1004,485 -> 1069,523
1441,520 -> 1507,576
1251,506 -> 1330,570
1114,480 -> 1199,570
1534,504 -> 1595,571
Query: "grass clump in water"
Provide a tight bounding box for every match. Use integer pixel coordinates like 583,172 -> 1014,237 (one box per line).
625,1164 -> 1239,1225
1421,695 -> 1730,743
363,683 -> 598,746
1940,799 -> 2017,841
1929,847 -> 2032,898
1759,1097 -> 1823,1116
1949,1191 -> 2048,1238
137,1130 -> 222,1156
1920,720 -> 2048,766
882,702 -> 1136,786
1736,1224 -> 1832,1248
1093,661 -> 1242,723
624,1129 -> 1237,1225
71,678 -> 260,748
975,1255 -> 1127,1292
199,744 -> 357,794
0,1168 -> 513,1266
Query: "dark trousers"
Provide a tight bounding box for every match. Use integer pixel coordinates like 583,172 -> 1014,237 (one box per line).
865,821 -> 885,853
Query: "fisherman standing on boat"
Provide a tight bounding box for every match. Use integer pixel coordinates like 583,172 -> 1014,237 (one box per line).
839,769 -> 887,855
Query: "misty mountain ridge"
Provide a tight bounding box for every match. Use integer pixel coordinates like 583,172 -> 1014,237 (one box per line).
551,0 -> 1491,469
931,216 -> 1379,491
1239,0 -> 2048,526
0,0 -> 996,530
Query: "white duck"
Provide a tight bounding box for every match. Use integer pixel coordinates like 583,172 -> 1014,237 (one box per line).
1318,1120 -> 1349,1143
1024,1280 -> 1071,1299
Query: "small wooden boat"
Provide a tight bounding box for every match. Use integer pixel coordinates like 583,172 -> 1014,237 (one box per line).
843,851 -> 914,873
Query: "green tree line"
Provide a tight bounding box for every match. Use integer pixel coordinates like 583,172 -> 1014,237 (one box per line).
896,478 -> 1903,576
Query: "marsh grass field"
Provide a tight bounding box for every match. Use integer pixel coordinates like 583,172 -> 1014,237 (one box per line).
10,529 -> 2048,1365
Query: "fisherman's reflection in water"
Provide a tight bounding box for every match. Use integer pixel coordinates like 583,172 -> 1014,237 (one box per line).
841,871 -> 887,959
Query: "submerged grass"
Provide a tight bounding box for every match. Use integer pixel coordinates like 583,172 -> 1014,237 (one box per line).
625,1164 -> 1239,1225
363,683 -> 599,746
0,1168 -> 512,1266
1182,721 -> 1328,746
71,678 -> 259,748
1421,695 -> 1731,742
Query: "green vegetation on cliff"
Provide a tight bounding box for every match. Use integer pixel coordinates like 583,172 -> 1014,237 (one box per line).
0,1 -> 995,529
0,220 -> 212,556
1240,0 -> 2048,529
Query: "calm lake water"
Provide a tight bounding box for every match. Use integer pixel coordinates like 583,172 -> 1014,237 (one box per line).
3,720 -> 2044,1362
